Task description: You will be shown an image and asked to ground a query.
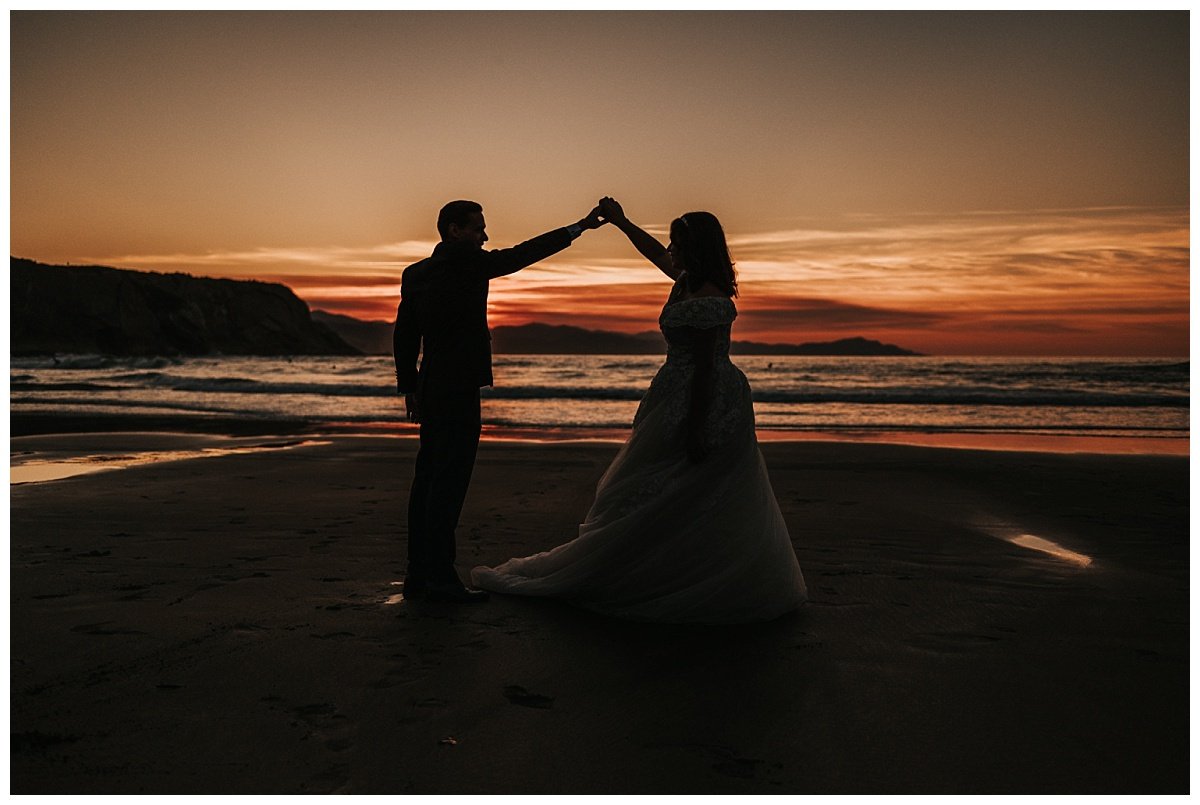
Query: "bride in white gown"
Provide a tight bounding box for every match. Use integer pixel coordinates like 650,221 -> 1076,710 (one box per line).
471,198 -> 806,623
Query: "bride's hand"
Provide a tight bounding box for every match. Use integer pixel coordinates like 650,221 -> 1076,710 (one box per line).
599,196 -> 626,225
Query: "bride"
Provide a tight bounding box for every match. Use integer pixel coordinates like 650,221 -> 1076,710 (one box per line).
471,198 -> 806,624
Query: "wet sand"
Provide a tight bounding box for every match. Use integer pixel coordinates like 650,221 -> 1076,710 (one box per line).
9,433 -> 1189,793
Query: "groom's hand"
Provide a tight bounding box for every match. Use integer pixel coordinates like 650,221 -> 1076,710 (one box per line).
405,392 -> 421,424
578,205 -> 607,230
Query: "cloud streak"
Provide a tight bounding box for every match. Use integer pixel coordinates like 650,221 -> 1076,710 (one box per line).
86,205 -> 1188,355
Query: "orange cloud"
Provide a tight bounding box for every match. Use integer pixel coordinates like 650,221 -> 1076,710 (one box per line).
81,205 -> 1188,356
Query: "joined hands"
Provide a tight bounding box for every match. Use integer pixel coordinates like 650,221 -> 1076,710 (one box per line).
598,196 -> 626,225
576,197 -> 628,231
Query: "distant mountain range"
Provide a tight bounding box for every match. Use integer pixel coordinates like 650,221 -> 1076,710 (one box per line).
313,312 -> 922,357
8,257 -> 921,357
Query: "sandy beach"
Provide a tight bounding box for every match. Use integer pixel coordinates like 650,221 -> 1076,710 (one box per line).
9,432 -> 1189,793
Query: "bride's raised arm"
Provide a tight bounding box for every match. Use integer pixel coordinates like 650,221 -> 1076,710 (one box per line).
599,197 -> 681,281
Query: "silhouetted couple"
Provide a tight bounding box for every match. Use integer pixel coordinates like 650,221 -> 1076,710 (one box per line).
393,198 -> 805,622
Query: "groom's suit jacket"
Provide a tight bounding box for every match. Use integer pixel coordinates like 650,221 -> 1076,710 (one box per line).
393,229 -> 573,405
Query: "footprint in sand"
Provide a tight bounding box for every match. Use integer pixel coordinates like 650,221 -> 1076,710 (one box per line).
369,671 -> 407,690
668,743 -> 764,780
416,697 -> 448,708
233,623 -> 270,637
904,632 -> 1001,653
284,702 -> 354,792
70,621 -> 146,636
11,731 -> 82,755
503,685 -> 554,709
456,638 -> 489,651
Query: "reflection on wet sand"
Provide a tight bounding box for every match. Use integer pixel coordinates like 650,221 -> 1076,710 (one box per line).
383,581 -> 406,606
10,440 -> 329,485
973,513 -> 1095,568
1007,534 -> 1094,567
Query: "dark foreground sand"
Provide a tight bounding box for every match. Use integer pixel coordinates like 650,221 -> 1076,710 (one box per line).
9,434 -> 1189,793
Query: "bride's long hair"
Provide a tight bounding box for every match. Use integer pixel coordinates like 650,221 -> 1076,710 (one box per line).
670,211 -> 738,298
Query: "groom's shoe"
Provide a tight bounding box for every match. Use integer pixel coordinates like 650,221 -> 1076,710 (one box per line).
423,581 -> 490,603
401,578 -> 428,599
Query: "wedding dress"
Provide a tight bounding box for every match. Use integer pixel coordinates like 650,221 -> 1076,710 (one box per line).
471,277 -> 807,623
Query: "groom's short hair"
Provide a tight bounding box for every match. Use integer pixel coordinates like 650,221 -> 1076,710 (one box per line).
437,200 -> 484,239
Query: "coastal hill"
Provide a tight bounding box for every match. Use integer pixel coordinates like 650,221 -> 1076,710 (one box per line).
313,312 -> 922,357
8,256 -> 920,357
732,335 -> 921,356
11,258 -> 358,356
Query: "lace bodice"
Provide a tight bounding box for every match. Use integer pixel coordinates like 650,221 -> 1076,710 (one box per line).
658,278 -> 737,366
631,277 -> 753,446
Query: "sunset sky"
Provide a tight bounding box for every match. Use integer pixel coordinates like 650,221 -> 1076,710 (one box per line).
10,11 -> 1189,356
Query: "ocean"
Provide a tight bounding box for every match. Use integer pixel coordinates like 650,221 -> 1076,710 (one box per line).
9,354 -> 1189,445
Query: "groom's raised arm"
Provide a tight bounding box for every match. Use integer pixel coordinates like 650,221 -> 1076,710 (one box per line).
478,206 -> 606,279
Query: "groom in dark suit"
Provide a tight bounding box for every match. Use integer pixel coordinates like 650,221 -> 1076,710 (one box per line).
393,200 -> 606,602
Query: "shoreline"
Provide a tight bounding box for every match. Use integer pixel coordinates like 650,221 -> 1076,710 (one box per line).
9,413 -> 1188,457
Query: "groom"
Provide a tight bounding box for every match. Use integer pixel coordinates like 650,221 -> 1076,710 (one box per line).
393,200 -> 606,602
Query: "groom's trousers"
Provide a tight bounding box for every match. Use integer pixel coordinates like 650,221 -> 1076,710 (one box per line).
406,388 -> 482,584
